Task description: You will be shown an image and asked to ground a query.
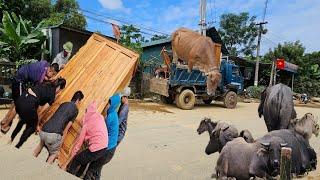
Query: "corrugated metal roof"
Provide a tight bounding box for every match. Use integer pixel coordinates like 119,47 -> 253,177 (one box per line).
141,37 -> 172,48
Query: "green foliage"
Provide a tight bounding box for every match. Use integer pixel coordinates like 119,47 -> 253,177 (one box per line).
0,11 -> 46,62
42,12 -> 64,27
246,86 -> 265,99
0,0 -> 25,20
262,41 -> 305,64
1,0 -> 86,29
263,41 -> 320,97
21,0 -> 52,25
50,0 -> 87,29
119,25 -> 143,53
218,12 -> 266,57
151,34 -> 169,41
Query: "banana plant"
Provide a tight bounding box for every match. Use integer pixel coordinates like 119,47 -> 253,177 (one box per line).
0,11 -> 46,62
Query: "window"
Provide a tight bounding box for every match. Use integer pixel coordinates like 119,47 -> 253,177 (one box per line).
232,67 -> 240,76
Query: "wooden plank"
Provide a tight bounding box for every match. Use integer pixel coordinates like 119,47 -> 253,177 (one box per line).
280,147 -> 292,180
38,33 -> 139,167
149,78 -> 169,97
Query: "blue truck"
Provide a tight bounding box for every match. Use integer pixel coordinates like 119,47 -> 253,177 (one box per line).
149,52 -> 244,110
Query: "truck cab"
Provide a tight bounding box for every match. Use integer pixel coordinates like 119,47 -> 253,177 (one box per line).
220,59 -> 244,94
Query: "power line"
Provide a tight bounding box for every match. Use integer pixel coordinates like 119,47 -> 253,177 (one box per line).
262,0 -> 269,22
80,8 -> 170,36
267,30 -> 290,42
262,36 -> 278,46
83,14 -> 156,37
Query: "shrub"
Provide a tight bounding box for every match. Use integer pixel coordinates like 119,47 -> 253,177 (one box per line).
246,86 -> 266,99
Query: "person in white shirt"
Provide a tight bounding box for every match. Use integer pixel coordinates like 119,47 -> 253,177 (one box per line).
52,41 -> 73,70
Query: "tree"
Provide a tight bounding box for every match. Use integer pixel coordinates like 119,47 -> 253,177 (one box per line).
262,41 -> 305,65
119,25 -> 143,53
50,0 -> 86,29
263,41 -> 320,96
1,0 -> 87,29
0,0 -> 25,20
0,11 -> 46,63
218,12 -> 266,56
21,0 -> 52,25
151,34 -> 168,41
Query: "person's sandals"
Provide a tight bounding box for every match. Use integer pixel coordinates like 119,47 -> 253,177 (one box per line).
1,121 -> 12,134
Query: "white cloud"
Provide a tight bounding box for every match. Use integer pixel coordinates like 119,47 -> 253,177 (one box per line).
98,0 -> 131,13
261,0 -> 320,53
162,5 -> 198,22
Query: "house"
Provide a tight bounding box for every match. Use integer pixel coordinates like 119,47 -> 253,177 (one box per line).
42,25 -> 115,61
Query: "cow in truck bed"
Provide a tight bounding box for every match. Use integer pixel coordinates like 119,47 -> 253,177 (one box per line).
172,27 -> 221,95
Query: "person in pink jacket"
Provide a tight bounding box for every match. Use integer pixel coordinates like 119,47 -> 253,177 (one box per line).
67,102 -> 108,178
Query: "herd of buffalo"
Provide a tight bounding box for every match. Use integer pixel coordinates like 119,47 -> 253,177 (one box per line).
197,84 -> 319,179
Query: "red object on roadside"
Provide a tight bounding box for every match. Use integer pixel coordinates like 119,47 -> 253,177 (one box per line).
276,59 -> 285,70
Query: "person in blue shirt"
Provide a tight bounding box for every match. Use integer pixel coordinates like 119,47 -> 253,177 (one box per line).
78,94 -> 121,180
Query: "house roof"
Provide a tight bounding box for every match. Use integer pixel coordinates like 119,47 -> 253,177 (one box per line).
206,27 -> 229,55
141,37 -> 171,48
44,24 -> 115,40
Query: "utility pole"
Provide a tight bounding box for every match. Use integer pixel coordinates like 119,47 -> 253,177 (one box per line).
254,21 -> 268,86
199,0 -> 207,36
253,0 -> 269,87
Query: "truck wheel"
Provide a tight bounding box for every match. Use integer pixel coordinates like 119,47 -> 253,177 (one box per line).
202,98 -> 213,105
176,89 -> 195,110
160,95 -> 174,104
223,91 -> 237,109
175,94 -> 181,108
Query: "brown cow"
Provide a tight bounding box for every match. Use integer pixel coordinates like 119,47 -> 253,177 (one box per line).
172,28 -> 221,95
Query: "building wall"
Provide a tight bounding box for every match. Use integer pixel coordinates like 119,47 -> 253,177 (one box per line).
141,43 -> 171,74
57,28 -> 92,58
51,28 -> 60,61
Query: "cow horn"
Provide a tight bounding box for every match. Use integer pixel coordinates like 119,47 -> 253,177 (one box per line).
280,143 -> 287,147
260,142 -> 270,147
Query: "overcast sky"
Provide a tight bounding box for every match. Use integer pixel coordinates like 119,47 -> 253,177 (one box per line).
78,0 -> 320,55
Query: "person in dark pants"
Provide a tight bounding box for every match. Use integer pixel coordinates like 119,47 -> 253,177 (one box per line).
66,102 -> 109,177
79,94 -> 121,180
33,91 -> 84,164
10,78 -> 66,148
1,61 -> 59,134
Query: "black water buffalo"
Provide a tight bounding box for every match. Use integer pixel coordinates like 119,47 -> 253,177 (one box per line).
267,129 -> 317,175
215,135 -> 286,180
197,118 -> 238,154
258,83 -> 297,132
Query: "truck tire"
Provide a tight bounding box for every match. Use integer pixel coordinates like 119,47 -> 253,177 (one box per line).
175,94 -> 181,108
160,95 -> 174,104
176,89 -> 195,110
202,98 -> 213,105
223,91 -> 237,109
